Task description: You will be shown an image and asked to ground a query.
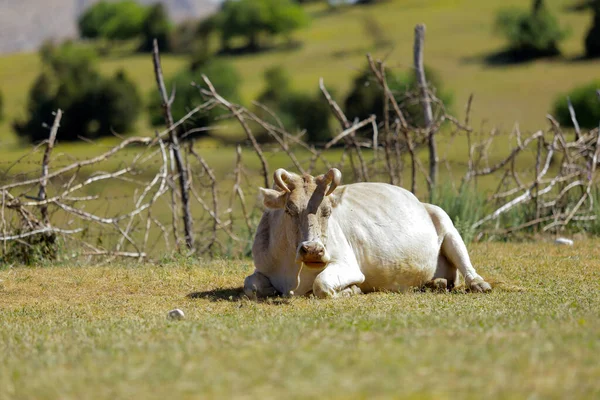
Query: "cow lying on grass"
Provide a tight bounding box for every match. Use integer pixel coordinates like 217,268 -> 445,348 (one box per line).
244,168 -> 492,298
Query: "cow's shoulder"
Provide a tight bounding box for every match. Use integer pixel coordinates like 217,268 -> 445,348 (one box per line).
252,211 -> 273,255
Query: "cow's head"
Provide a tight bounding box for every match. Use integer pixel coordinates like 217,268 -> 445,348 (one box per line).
260,168 -> 342,269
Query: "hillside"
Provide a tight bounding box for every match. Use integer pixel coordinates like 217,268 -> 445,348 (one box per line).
0,0 -> 598,147
0,0 -> 218,54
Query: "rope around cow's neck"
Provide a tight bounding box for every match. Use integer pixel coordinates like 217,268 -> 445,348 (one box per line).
287,261 -> 304,297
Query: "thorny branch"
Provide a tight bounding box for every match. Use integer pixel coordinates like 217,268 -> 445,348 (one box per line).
1,41 -> 598,263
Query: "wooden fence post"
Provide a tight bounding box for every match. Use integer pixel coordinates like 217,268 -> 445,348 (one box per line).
414,24 -> 437,195
152,39 -> 195,251
38,109 -> 62,225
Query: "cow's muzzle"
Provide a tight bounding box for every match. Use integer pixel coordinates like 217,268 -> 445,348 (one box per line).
296,241 -> 330,268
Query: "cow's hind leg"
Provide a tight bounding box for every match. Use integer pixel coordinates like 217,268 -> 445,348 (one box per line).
425,204 -> 491,293
424,253 -> 458,292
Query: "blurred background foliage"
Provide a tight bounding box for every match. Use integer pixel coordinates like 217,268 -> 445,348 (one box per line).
3,0 -> 600,147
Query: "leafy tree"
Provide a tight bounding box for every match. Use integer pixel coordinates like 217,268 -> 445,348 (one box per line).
39,40 -> 98,79
181,16 -> 220,66
197,15 -> 218,51
344,64 -> 453,130
585,1 -> 600,57
553,81 -> 600,129
494,0 -> 569,60
256,66 -> 331,143
148,60 -> 241,139
95,71 -> 142,134
139,3 -> 172,52
78,0 -> 148,41
281,91 -> 331,143
257,66 -> 293,105
218,0 -> 309,50
13,43 -> 141,143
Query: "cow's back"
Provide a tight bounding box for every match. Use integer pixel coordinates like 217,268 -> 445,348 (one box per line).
332,183 -> 440,291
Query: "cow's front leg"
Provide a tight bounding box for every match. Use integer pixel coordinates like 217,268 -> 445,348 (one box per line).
338,285 -> 363,297
312,263 -> 365,299
244,270 -> 278,298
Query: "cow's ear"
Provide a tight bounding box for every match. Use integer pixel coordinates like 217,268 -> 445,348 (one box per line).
260,188 -> 287,209
329,186 -> 346,207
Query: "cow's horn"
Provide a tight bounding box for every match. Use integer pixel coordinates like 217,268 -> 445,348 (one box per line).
274,168 -> 291,193
324,168 -> 342,196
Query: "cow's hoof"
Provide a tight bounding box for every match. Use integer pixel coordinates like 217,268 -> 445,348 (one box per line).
425,278 -> 448,292
313,283 -> 334,299
339,285 -> 362,297
468,278 -> 492,293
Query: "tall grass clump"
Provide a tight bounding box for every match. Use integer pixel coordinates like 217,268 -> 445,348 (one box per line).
0,233 -> 63,266
574,187 -> 600,235
431,183 -> 486,244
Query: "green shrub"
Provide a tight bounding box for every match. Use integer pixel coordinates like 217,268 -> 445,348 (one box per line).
78,0 -> 148,41
585,3 -> 600,57
281,92 -> 332,143
148,60 -> 241,139
256,66 -> 331,143
257,66 -> 293,105
13,43 -> 141,143
218,0 -> 309,50
1,232 -> 62,266
344,63 -> 453,131
0,90 -> 4,122
494,0 -> 568,60
139,3 -> 172,52
79,1 -> 174,53
553,81 -> 600,129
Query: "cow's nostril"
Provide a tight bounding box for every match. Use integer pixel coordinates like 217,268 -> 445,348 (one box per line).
299,242 -> 326,258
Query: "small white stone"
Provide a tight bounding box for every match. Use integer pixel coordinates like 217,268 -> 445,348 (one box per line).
167,308 -> 185,320
554,238 -> 574,246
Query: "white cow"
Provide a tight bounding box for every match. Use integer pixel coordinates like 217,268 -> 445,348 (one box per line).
244,168 -> 491,298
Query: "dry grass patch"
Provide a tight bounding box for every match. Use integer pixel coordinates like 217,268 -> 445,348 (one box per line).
1,240 -> 599,399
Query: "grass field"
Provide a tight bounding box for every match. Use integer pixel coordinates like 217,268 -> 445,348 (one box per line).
1,240 -> 599,399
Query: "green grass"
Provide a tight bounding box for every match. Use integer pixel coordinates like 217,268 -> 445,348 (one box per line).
1,240 -> 599,399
